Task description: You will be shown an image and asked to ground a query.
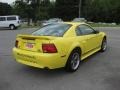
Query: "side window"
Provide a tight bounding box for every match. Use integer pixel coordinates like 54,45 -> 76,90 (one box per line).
0,17 -> 6,21
79,25 -> 95,35
75,26 -> 82,36
7,17 -> 16,21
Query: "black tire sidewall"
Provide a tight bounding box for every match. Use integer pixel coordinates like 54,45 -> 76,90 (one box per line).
65,50 -> 81,72
101,38 -> 107,52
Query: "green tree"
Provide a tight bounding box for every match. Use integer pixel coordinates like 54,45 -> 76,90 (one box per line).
13,0 -> 34,25
13,0 -> 52,25
55,0 -> 79,20
82,0 -> 120,23
0,2 -> 13,16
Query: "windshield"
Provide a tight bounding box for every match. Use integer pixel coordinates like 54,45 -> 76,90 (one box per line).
32,24 -> 71,37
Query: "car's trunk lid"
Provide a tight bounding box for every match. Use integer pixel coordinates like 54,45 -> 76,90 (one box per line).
17,34 -> 56,52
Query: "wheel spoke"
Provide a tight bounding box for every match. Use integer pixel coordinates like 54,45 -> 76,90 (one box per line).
103,41 -> 107,50
71,53 -> 80,70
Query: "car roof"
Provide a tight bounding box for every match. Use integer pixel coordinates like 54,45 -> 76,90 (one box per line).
0,15 -> 19,17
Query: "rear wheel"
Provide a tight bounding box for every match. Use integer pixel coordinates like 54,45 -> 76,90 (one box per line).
9,25 -> 15,30
100,37 -> 107,52
65,50 -> 81,72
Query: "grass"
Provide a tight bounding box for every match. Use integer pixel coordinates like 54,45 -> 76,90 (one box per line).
89,23 -> 120,27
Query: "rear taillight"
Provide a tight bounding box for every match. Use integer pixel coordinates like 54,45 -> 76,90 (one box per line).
42,44 -> 57,53
15,40 -> 18,48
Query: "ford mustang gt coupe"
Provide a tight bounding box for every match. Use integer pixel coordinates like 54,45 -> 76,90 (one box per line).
13,22 -> 107,72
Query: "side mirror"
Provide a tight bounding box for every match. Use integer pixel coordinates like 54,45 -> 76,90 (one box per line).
94,30 -> 99,34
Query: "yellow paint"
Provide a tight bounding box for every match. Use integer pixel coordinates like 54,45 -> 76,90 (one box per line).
13,22 -> 106,69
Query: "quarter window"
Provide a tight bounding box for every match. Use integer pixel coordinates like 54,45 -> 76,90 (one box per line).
76,25 -> 95,36
80,25 -> 95,35
76,26 -> 82,36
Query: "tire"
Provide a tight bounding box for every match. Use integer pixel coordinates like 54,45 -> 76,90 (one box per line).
100,37 -> 107,52
9,25 -> 15,30
65,49 -> 81,72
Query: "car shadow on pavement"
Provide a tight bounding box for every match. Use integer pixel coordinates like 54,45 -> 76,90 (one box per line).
17,65 -> 70,79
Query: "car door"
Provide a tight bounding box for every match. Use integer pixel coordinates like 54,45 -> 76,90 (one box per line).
76,24 -> 101,54
75,25 -> 89,54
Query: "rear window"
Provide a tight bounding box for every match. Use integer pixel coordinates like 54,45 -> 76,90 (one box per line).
7,17 -> 16,21
32,24 -> 71,37
0,17 -> 6,21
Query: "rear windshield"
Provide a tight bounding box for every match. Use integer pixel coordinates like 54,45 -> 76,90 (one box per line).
32,24 -> 71,37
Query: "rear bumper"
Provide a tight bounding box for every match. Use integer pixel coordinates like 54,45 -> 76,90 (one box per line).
13,48 -> 66,69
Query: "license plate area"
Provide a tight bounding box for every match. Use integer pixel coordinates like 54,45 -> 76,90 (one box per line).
23,40 -> 36,51
26,43 -> 34,49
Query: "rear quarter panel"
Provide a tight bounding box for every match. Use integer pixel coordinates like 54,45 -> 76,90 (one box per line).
50,37 -> 84,64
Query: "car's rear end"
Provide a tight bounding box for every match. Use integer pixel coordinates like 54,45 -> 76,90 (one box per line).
13,35 -> 66,69
13,23 -> 72,69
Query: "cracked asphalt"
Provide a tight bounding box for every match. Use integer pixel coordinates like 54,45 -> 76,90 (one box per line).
0,27 -> 120,90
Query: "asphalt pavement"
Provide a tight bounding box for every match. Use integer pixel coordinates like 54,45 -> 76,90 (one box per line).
0,27 -> 120,90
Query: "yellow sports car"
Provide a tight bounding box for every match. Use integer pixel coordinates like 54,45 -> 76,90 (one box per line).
13,22 -> 107,72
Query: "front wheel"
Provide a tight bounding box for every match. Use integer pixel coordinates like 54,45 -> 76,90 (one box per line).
100,37 -> 107,52
65,50 -> 81,72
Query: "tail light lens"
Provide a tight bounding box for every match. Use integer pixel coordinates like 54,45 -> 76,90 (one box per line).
42,44 -> 57,53
15,40 -> 19,48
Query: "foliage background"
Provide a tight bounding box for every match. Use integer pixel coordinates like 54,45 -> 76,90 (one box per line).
0,0 -> 120,23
